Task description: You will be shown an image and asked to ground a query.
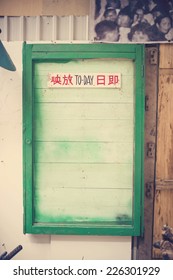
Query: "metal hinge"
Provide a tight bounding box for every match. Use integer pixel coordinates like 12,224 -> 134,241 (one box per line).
145,182 -> 154,198
146,142 -> 155,158
145,95 -> 149,111
149,48 -> 158,65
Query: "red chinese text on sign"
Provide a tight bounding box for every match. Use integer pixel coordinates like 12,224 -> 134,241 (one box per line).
48,73 -> 121,88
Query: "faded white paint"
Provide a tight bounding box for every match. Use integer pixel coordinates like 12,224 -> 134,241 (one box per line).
0,42 -> 132,260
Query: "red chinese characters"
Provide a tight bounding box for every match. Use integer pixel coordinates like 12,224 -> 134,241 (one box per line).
108,75 -> 119,86
95,74 -> 120,86
51,74 -> 73,86
49,73 -> 121,88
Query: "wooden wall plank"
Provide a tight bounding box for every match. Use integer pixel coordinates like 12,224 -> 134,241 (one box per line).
34,119 -> 133,142
34,188 -> 133,223
35,59 -> 134,74
153,44 -> 173,259
153,188 -> 173,259
34,141 -> 133,164
35,103 -> 133,120
156,74 -> 173,180
34,163 -> 133,189
159,44 -> 173,69
34,86 -> 134,103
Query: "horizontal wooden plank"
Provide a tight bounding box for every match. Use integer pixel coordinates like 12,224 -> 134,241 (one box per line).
156,179 -> 173,190
34,188 -> 133,223
159,69 -> 173,75
34,119 -> 133,142
34,85 -> 134,103
34,103 -> 134,120
34,141 -> 133,163
34,58 -> 134,75
34,163 -> 133,189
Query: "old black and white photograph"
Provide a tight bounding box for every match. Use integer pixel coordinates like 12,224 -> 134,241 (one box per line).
90,0 -> 173,43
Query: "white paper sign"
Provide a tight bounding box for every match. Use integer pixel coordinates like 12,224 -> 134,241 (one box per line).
48,73 -> 121,88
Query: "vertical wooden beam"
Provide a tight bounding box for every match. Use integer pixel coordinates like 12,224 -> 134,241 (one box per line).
136,46 -> 158,260
156,72 -> 173,180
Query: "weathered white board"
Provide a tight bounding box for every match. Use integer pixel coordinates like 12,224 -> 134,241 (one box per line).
33,58 -> 135,224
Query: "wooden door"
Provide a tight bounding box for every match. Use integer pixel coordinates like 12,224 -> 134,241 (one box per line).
153,44 -> 173,259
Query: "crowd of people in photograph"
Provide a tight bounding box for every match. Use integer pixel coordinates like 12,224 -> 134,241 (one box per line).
94,0 -> 173,42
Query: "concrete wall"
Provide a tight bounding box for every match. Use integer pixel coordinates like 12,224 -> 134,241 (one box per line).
0,42 -> 132,260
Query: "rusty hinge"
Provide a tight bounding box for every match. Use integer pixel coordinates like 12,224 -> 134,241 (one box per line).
146,142 -> 155,158
145,182 -> 154,198
145,95 -> 149,111
149,48 -> 158,65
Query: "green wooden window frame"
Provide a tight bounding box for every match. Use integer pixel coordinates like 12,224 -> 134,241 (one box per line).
23,43 -> 144,236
